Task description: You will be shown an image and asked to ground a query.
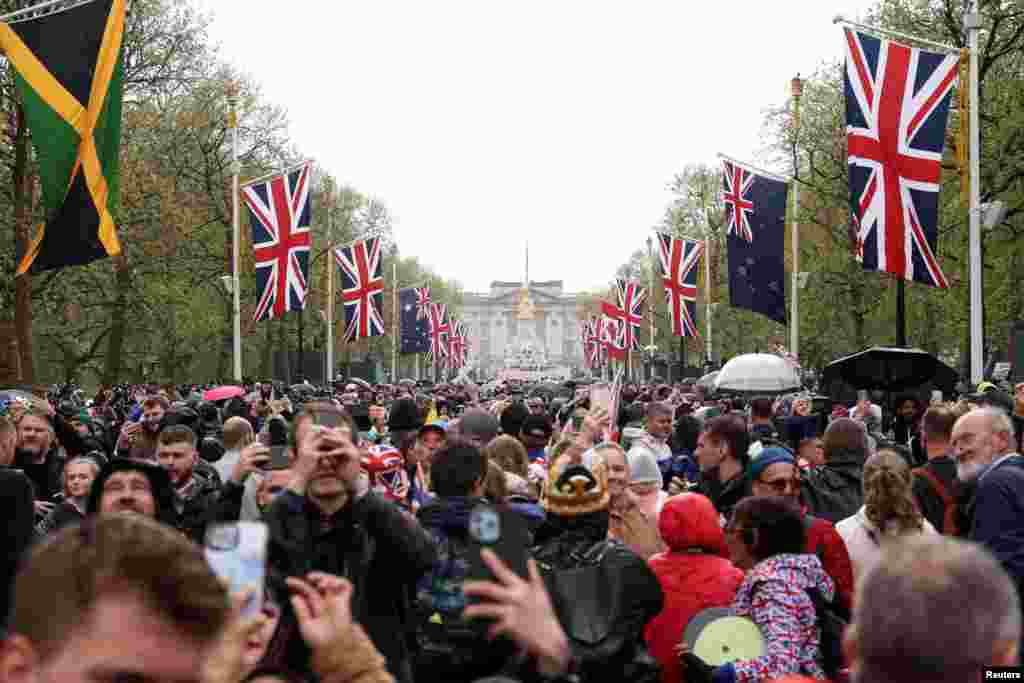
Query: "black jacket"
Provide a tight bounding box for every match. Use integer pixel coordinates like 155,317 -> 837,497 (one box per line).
176,467 -> 223,543
801,447 -> 867,524
266,490 -> 438,683
532,510 -> 664,682
698,470 -> 749,521
0,468 -> 34,632
35,499 -> 86,537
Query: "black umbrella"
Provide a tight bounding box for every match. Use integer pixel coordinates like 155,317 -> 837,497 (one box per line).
820,346 -> 959,393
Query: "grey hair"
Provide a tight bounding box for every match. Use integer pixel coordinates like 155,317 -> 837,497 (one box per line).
974,406 -> 1016,443
589,441 -> 630,475
853,536 -> 1020,683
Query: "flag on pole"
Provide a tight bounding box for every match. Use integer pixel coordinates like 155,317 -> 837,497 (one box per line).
721,159 -> 788,325
243,162 -> 312,321
601,279 -> 646,353
414,286 -> 431,320
335,236 -> 385,341
657,233 -> 703,338
3,0 -> 127,273
399,288 -> 431,353
599,315 -> 626,362
844,28 -> 957,288
428,303 -> 450,365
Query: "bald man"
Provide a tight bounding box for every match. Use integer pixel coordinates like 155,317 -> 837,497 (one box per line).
953,406 -> 1024,656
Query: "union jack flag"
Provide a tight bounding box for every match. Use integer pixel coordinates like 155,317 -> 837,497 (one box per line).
845,28 -> 958,289
447,319 -> 468,369
602,279 -> 646,353
428,302 -> 449,365
335,236 -> 385,342
243,163 -> 312,322
657,233 -> 703,338
415,286 -> 431,320
597,315 -> 624,362
722,161 -> 755,242
581,318 -> 597,368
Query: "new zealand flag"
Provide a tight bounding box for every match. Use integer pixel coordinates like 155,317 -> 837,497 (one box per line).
721,159 -> 787,325
399,287 -> 430,354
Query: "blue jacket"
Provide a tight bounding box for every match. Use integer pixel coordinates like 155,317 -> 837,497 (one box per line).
972,454 -> 1024,586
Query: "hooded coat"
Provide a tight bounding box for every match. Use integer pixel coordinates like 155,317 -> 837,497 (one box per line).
801,446 -> 867,524
645,494 -> 743,683
86,458 -> 179,528
729,553 -> 835,683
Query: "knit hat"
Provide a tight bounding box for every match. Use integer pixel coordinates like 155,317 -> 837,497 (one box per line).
542,454 -> 609,516
626,446 -> 663,488
748,446 -> 796,481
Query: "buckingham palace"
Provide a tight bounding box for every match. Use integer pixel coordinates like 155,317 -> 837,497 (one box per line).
462,280 -> 586,379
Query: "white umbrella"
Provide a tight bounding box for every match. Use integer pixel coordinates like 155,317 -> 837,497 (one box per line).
714,353 -> 801,394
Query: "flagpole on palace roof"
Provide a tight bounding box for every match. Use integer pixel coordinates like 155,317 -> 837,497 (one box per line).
967,0 -> 983,384
228,84 -> 243,383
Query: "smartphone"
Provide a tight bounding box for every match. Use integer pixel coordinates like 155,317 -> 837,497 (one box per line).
931,390 -> 943,404
204,522 -> 268,618
857,390 -> 869,403
464,504 -> 531,614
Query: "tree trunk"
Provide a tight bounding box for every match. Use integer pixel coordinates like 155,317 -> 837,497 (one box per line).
278,316 -> 290,384
216,295 -> 229,381
260,320 -> 272,378
102,257 -> 131,385
13,102 -> 34,385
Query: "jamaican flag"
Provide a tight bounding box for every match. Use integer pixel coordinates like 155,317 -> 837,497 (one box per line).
1,0 -> 125,274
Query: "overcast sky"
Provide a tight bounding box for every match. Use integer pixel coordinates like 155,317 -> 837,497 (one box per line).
200,0 -> 873,294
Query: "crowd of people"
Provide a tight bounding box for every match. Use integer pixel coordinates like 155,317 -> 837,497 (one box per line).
1,375 -> 1024,683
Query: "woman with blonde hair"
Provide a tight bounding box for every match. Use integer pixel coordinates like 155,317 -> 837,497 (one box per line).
836,449 -> 937,584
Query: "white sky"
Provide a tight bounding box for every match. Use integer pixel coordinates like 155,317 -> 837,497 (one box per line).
201,0 -> 873,294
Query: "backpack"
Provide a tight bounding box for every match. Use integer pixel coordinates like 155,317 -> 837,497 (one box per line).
805,586 -> 848,682
911,467 -> 958,536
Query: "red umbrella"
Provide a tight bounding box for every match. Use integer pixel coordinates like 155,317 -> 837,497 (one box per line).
203,385 -> 246,402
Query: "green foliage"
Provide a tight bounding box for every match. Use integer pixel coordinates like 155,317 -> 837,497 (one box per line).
0,0 -> 462,385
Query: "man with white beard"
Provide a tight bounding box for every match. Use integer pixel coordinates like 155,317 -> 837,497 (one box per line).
952,406 -> 1024,655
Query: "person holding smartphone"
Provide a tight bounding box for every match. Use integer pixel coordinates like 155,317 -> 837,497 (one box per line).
264,406 -> 438,683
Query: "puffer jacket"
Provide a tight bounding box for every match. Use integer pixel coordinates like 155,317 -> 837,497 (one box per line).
728,553 -> 835,683
801,447 -> 867,523
645,494 -> 743,683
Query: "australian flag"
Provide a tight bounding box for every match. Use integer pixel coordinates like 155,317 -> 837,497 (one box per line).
399,287 -> 430,353
721,159 -> 787,325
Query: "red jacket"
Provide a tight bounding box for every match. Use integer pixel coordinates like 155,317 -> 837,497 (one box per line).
804,511 -> 855,613
645,494 -> 744,683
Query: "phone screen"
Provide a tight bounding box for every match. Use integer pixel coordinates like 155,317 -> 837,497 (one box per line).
465,504 -> 531,608
857,390 -> 869,402
204,522 -> 268,618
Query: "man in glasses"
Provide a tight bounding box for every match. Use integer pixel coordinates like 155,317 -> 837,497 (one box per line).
748,445 -> 854,613
266,404 -> 437,683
